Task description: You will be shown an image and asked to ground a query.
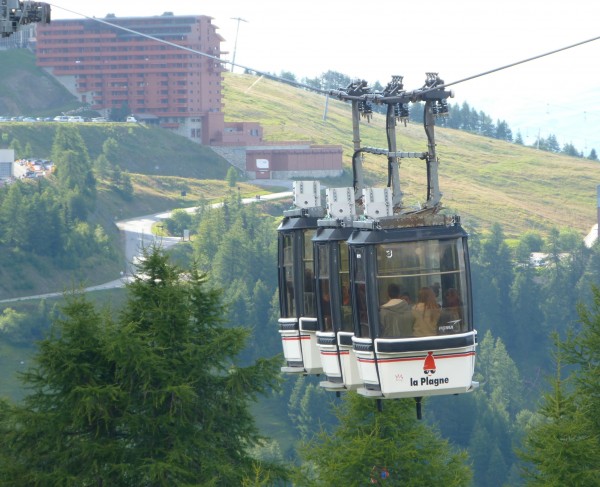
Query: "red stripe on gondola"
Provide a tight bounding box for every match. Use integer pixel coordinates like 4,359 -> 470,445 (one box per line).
358,351 -> 475,364
320,351 -> 350,356
281,336 -> 311,341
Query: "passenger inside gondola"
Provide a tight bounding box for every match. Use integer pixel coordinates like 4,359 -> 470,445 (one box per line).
379,283 -> 414,337
320,287 -> 332,330
412,287 -> 441,337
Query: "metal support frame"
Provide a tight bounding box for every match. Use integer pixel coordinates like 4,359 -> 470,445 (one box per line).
329,73 -> 452,214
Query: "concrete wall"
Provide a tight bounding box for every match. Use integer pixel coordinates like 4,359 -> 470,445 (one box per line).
0,149 -> 14,179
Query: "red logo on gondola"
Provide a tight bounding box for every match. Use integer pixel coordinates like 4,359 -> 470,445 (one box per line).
423,352 -> 436,375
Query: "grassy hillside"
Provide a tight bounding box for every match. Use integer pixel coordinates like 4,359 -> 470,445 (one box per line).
0,123 -> 229,180
223,73 -> 600,238
0,49 -> 79,116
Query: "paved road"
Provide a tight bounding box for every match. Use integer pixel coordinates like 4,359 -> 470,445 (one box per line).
0,190 -> 292,304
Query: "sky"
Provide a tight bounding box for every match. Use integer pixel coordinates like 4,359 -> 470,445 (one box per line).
48,0 -> 600,153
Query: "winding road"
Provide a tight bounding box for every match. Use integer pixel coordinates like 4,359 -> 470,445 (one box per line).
0,191 -> 292,304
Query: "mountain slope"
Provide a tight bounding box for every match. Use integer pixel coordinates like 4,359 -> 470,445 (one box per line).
222,73 -> 600,238
0,123 -> 229,180
0,49 -> 78,116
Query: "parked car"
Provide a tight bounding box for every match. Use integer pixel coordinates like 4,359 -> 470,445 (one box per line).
67,116 -> 85,123
91,117 -> 108,122
126,116 -> 137,123
53,115 -> 69,122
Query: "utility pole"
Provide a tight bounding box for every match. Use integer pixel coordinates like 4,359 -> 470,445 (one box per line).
230,17 -> 247,73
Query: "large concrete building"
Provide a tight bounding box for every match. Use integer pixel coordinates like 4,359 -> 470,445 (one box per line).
35,14 -> 228,144
34,13 -> 342,179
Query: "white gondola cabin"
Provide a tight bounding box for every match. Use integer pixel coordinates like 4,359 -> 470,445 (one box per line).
314,187 -> 362,391
277,181 -> 325,374
349,212 -> 478,398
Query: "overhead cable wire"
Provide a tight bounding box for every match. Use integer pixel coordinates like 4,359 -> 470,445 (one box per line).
48,3 -> 329,95
438,34 -> 600,91
49,3 -> 599,96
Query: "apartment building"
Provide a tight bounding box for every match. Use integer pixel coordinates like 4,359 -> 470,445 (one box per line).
35,13 -> 233,144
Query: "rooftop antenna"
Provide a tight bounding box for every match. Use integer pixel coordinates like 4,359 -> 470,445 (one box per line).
230,17 -> 247,73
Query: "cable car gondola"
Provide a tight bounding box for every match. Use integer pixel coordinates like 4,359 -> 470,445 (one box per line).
349,207 -> 477,399
338,73 -> 477,400
314,187 -> 362,391
277,181 -> 326,374
278,74 -> 478,408
331,74 -> 479,401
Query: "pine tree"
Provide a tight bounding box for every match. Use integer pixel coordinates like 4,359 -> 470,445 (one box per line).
519,286 -> 600,485
519,345 -> 600,486
51,125 -> 96,210
295,393 -> 472,486
562,287 -> 600,432
0,245 -> 287,486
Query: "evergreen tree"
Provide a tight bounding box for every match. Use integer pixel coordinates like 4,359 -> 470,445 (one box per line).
51,126 -> 96,215
300,76 -> 323,91
295,393 -> 472,486
562,286 -> 600,432
0,182 -> 26,248
23,142 -> 33,159
545,134 -> 561,153
576,240 -> 600,306
226,166 -> 239,187
510,265 -> 546,368
287,376 -> 337,442
478,111 -> 495,137
588,148 -> 598,161
474,223 -> 514,339
0,246 -> 287,486
495,120 -> 513,142
519,339 -> 600,485
279,70 -> 297,82
540,228 -> 585,334
94,153 -> 111,178
119,171 -> 134,200
515,130 -> 524,145
562,142 -> 580,157
467,331 -> 526,486
320,70 -> 352,90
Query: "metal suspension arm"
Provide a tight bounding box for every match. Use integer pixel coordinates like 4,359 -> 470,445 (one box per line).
386,104 -> 403,209
423,100 -> 442,208
351,100 -> 364,202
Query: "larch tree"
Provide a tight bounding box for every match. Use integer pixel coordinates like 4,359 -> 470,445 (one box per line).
0,245 -> 287,486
